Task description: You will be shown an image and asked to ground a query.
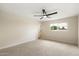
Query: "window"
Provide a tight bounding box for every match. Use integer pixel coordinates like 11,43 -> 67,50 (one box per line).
50,23 -> 68,30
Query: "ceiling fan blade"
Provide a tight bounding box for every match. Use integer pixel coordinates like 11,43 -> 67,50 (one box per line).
47,12 -> 57,16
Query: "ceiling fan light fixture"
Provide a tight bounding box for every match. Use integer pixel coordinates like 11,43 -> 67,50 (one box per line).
34,9 -> 58,19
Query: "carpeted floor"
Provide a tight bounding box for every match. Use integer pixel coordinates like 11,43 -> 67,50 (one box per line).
0,39 -> 79,56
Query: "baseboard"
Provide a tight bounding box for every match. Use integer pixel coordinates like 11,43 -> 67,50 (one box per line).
0,39 -> 36,50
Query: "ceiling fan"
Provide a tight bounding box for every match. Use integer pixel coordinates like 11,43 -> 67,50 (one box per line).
34,9 -> 58,19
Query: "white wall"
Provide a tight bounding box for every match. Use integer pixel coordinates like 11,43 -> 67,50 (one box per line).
0,10 -> 40,49
40,16 -> 78,45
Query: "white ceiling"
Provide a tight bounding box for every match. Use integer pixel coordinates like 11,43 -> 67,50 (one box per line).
0,3 -> 79,21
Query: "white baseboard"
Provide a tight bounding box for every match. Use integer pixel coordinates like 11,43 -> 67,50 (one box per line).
0,39 -> 35,50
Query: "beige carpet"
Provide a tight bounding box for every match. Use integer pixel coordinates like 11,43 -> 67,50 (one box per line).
0,39 -> 79,56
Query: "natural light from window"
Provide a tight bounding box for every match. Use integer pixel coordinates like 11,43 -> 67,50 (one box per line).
50,23 -> 68,31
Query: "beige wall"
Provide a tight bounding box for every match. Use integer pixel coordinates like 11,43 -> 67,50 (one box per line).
0,10 -> 40,49
78,16 -> 79,47
40,16 -> 78,45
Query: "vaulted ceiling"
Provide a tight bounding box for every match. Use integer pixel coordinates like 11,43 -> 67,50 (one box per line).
0,3 -> 79,21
